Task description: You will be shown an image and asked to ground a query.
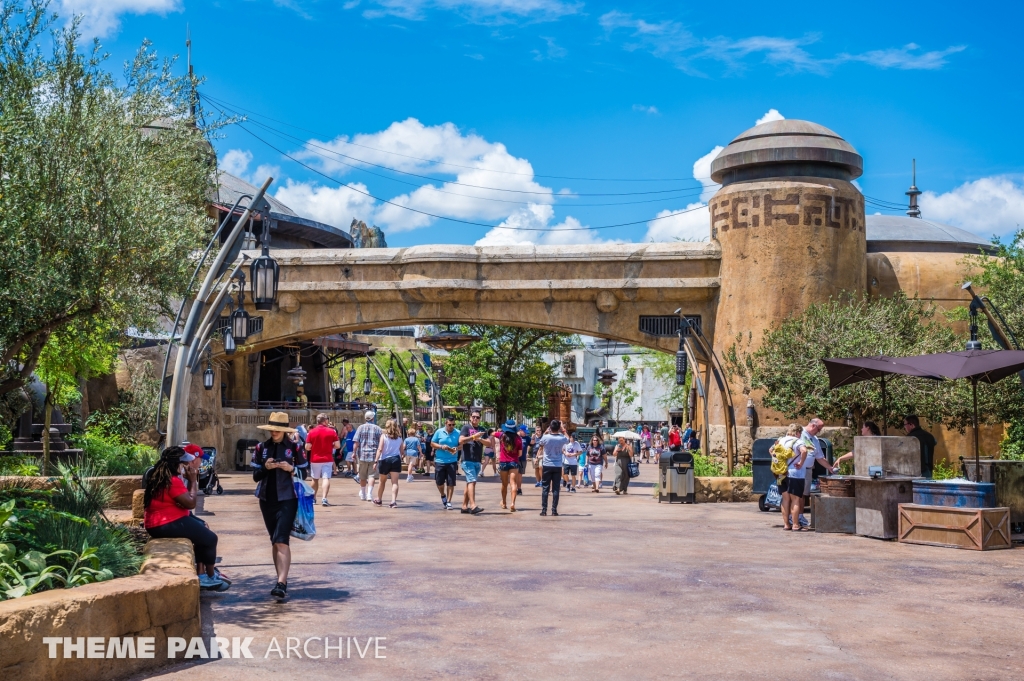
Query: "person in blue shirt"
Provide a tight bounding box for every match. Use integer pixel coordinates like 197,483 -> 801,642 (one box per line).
430,417 -> 461,510
403,428 -> 423,484
517,425 -> 531,495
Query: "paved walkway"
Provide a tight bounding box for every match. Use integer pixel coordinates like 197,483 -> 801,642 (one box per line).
141,466 -> 1024,681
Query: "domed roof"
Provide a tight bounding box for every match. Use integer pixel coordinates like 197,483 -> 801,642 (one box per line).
710,119 -> 863,185
865,214 -> 996,255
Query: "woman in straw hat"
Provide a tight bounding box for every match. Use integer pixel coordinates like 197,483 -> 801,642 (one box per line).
252,412 -> 307,599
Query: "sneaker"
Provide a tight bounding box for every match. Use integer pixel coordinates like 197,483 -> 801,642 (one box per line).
321,498 -> 331,507
199,574 -> 227,591
372,498 -> 382,506
798,515 -> 810,528
470,507 -> 484,515
270,582 -> 287,599
534,482 -> 542,488
539,510 -> 547,516
358,489 -> 366,501
461,508 -> 471,514
552,510 -> 559,516
571,487 -> 577,493
389,502 -> 397,508
446,502 -> 454,510
353,475 -> 361,484
406,475 -> 414,483
365,495 -> 374,502
441,495 -> 448,509
212,568 -> 231,585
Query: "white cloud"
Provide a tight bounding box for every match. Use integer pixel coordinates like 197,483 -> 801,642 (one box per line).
359,0 -> 580,22
220,149 -> 253,178
644,204 -> 710,242
755,108 -> 785,126
300,118 -> 554,233
218,148 -> 279,189
920,176 -> 1024,238
693,145 -> 724,202
58,0 -> 180,39
274,180 -> 378,229
632,104 -> 659,115
600,11 -> 964,75
532,36 -> 567,61
838,43 -> 967,70
475,204 -> 616,246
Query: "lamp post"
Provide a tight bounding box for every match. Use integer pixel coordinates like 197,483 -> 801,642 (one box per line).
165,178 -> 274,446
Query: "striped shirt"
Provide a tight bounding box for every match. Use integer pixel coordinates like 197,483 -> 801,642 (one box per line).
354,423 -> 383,461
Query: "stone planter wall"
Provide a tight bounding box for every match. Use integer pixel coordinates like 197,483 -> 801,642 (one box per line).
695,476 -> 754,503
0,538 -> 200,681
0,475 -> 142,509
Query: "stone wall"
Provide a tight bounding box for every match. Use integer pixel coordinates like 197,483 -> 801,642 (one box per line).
0,475 -> 142,509
695,477 -> 754,503
0,538 -> 200,681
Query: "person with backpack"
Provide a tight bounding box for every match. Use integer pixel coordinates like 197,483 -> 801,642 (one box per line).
495,419 -> 523,511
776,423 -> 808,531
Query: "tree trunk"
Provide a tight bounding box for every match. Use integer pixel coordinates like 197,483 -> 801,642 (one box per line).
42,389 -> 53,476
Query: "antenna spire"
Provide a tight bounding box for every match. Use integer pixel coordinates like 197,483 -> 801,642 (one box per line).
906,158 -> 922,218
187,25 -> 196,121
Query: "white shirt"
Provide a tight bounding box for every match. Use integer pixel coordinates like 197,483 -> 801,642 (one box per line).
801,429 -> 825,474
782,436 -> 807,479
562,441 -> 583,466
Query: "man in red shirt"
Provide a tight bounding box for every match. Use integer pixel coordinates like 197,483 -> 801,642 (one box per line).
305,414 -> 341,507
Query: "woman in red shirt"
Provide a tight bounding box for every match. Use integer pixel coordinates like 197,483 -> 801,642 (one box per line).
494,419 -> 523,512
144,446 -> 227,591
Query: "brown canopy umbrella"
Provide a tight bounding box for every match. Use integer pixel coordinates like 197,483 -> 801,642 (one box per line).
892,350 -> 1024,481
822,356 -> 942,434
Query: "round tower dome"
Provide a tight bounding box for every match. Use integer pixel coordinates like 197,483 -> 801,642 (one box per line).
709,119 -> 863,185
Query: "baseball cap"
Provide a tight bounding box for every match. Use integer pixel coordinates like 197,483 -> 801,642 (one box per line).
364,410 -> 376,421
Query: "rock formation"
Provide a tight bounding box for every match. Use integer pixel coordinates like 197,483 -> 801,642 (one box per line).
350,219 -> 388,248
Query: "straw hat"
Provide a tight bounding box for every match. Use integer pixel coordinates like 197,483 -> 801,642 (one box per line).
257,412 -> 297,433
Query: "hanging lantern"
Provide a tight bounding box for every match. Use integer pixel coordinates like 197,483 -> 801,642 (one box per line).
223,328 -> 236,355
230,302 -> 250,344
286,365 -> 307,385
349,367 -> 357,382
203,363 -> 214,390
249,242 -> 279,311
415,325 -> 481,352
675,350 -> 688,386
363,377 -> 372,395
407,368 -> 417,387
388,357 -> 396,383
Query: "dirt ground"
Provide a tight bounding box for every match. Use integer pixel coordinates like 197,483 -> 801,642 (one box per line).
137,466 -> 1024,681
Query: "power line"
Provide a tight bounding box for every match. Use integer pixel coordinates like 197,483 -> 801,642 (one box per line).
200,90 -> 706,183
204,94 -> 706,198
231,122 -> 708,232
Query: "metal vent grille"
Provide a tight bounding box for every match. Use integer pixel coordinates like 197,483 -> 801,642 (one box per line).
215,316 -> 264,336
638,315 -> 702,337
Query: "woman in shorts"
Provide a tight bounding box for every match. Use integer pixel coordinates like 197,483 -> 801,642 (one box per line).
779,423 -> 808,531
481,428 -> 498,477
586,435 -> 607,492
494,419 -> 523,511
373,419 -> 404,508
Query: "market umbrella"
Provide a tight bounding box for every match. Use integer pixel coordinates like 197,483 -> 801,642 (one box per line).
611,431 -> 641,440
891,350 -> 1024,481
822,356 -> 942,434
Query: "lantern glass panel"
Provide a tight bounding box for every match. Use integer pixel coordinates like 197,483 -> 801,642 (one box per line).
203,367 -> 214,390
363,378 -> 372,395
224,329 -> 236,355
231,307 -> 249,342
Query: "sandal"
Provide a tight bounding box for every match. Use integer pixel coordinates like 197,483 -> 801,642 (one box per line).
510,506 -> 516,512
501,503 -> 508,510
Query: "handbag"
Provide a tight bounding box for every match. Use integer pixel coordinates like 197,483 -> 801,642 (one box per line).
627,461 -> 640,478
290,471 -> 317,541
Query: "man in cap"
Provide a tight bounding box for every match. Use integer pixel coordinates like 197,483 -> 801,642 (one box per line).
252,412 -> 306,599
353,411 -> 383,502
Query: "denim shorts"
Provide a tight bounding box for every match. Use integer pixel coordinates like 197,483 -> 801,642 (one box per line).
462,461 -> 482,483
498,461 -> 519,472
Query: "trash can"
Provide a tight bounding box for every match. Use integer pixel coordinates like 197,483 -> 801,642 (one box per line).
235,438 -> 260,471
659,451 -> 695,503
752,438 -> 775,495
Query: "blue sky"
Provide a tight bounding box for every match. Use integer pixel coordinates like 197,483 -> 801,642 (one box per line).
63,0 -> 1024,246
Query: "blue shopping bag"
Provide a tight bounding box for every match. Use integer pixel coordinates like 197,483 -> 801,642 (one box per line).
291,478 -> 317,541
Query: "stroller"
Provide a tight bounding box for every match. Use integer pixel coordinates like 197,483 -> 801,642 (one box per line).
199,447 -> 224,495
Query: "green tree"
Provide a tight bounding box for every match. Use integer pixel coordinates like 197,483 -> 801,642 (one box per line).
439,326 -> 579,424
963,229 -> 1024,455
0,1 -> 212,403
637,349 -> 689,410
723,292 -> 1023,432
35,320 -> 118,472
609,354 -> 639,421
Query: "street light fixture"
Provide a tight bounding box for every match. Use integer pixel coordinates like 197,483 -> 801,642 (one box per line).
230,275 -> 250,343
363,357 -> 372,395
388,356 -> 396,383
223,327 -> 236,355
250,220 -> 280,311
407,368 -> 417,387
415,324 -> 481,352
202,350 -> 214,391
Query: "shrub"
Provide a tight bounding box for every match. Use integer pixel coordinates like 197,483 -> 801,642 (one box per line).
732,463 -> 753,477
932,459 -> 960,480
69,432 -> 158,476
0,455 -> 41,477
691,450 -> 725,477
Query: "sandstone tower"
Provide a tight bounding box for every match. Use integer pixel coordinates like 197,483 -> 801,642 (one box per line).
708,120 -> 866,438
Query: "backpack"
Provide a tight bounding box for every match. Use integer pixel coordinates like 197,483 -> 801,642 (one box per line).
770,436 -> 798,477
